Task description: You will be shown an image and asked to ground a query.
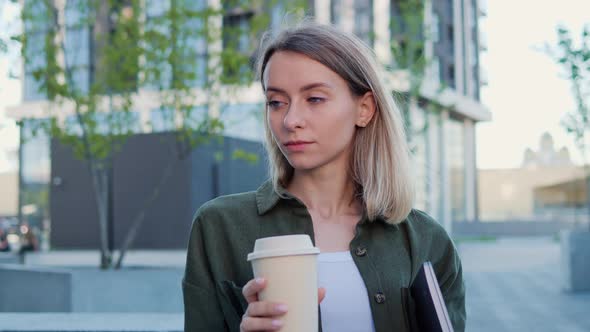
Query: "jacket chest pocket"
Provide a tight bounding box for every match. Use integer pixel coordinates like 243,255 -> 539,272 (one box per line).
217,280 -> 249,332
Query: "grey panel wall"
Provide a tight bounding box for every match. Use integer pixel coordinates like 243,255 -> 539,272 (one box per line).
189,138 -> 221,217
50,139 -> 101,249
113,133 -> 193,249
50,133 -> 267,250
218,137 -> 268,196
189,137 -> 268,215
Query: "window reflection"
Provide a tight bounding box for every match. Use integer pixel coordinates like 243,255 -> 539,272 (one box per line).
19,119 -> 51,249
447,117 -> 466,222
411,106 -> 428,212
221,103 -> 263,142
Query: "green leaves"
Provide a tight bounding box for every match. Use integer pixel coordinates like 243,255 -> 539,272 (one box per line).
553,25 -> 590,161
232,148 -> 259,164
13,0 -> 291,165
0,39 -> 7,54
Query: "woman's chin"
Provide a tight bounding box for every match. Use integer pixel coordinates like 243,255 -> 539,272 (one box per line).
286,159 -> 320,172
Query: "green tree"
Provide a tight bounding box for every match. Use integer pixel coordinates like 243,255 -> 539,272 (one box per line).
389,0 -> 443,152
7,0 -> 306,269
553,25 -> 590,226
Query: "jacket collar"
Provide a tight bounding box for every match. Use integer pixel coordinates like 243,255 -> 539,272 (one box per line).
255,180 -> 314,215
255,180 -> 404,227
255,180 -> 282,215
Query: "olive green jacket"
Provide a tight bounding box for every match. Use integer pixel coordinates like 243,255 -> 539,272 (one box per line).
183,181 -> 466,331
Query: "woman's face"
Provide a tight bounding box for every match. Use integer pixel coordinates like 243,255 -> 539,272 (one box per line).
263,51 -> 374,174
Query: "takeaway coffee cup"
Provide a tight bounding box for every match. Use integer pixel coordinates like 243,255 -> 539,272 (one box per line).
247,234 -> 321,332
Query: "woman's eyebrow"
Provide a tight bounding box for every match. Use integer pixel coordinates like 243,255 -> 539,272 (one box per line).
266,82 -> 333,94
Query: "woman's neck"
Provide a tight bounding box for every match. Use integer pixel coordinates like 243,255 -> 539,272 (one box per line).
286,168 -> 361,220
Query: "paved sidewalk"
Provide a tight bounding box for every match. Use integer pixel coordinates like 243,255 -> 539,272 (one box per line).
459,237 -> 590,332
0,313 -> 183,331
21,250 -> 187,267
2,238 -> 589,331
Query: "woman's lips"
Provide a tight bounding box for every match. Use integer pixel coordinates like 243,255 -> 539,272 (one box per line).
284,141 -> 313,152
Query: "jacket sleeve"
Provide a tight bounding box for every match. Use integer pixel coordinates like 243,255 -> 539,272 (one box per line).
183,212 -> 229,332
434,237 -> 466,332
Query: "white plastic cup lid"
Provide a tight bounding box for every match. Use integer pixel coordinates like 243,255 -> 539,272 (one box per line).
247,234 -> 320,261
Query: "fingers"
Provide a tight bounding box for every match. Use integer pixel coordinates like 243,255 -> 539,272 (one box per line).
240,315 -> 284,331
245,301 -> 289,318
318,287 -> 326,304
241,277 -> 288,332
242,277 -> 266,303
241,278 -> 327,331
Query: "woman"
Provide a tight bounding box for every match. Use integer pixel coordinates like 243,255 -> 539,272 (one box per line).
0,228 -> 11,252
183,22 -> 465,332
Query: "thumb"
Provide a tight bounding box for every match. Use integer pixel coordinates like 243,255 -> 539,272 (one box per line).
318,287 -> 326,304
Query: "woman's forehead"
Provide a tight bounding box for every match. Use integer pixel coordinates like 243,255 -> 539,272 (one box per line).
263,51 -> 343,91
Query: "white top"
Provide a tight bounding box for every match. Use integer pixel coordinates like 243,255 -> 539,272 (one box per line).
317,251 -> 376,332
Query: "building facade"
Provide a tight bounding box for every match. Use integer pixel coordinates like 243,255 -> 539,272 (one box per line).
8,0 -> 490,247
0,172 -> 18,219
479,133 -> 587,223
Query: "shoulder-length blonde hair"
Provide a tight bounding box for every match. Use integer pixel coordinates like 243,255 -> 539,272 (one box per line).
255,21 -> 415,225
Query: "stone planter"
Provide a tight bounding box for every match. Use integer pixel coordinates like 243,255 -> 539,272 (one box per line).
0,252 -> 19,264
560,229 -> 590,292
0,264 -> 184,312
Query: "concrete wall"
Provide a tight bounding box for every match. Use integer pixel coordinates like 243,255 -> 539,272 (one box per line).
0,171 -> 18,217
0,265 -> 183,312
452,220 -> 589,238
0,313 -> 183,332
70,267 -> 184,312
0,265 -> 72,312
478,166 -> 586,220
0,252 -> 19,264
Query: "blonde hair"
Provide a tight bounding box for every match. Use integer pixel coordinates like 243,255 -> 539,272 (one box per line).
256,22 -> 415,224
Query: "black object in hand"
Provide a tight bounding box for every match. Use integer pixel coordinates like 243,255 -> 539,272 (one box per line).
410,261 -> 454,332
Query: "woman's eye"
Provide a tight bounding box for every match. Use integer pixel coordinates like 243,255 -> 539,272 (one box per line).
308,97 -> 324,104
266,100 -> 285,109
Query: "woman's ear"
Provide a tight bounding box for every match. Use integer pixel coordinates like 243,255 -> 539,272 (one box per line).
356,91 -> 376,127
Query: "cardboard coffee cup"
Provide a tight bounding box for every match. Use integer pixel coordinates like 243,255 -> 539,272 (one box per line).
247,234 -> 321,332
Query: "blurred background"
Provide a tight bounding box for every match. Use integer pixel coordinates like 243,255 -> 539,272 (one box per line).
0,0 -> 589,331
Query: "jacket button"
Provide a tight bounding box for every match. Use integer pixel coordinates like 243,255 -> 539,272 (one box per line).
374,292 -> 386,304
355,246 -> 367,256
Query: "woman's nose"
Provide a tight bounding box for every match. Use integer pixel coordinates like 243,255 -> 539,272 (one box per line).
283,100 -> 305,130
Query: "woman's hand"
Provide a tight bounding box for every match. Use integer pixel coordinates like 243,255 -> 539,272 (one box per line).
240,277 -> 326,331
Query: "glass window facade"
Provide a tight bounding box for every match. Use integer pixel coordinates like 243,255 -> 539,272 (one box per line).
220,103 -> 264,142
150,108 -> 175,132
23,0 -> 50,101
446,117 -> 466,222
186,106 -> 209,130
427,110 -> 443,221
431,13 -> 440,43
410,106 -> 428,212
354,0 -> 373,46
144,0 -> 207,89
150,106 -> 208,133
19,119 -> 51,247
330,0 -> 342,27
222,6 -> 255,84
65,0 -> 92,95
65,112 -> 141,136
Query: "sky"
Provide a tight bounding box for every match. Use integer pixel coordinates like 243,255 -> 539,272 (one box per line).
0,0 -> 589,173
477,0 -> 590,169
